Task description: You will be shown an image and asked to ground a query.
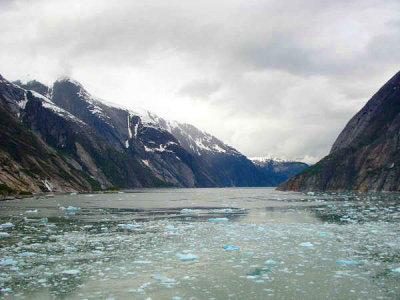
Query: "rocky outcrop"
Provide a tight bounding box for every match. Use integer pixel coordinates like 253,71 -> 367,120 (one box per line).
278,70 -> 400,192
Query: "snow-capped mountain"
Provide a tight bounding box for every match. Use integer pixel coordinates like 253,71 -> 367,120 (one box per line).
250,156 -> 309,182
0,74 -> 287,195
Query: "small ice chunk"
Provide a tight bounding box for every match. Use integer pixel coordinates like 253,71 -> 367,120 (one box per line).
299,242 -> 313,247
176,253 -> 198,261
1,259 -> 18,265
165,225 -> 176,230
336,260 -> 358,265
0,232 -> 10,238
65,247 -> 77,252
391,267 -> 400,273
18,252 -> 36,257
151,274 -> 176,285
133,260 -> 152,264
119,224 -> 141,230
212,208 -> 233,213
66,206 -> 79,211
222,243 -> 239,251
180,208 -> 200,214
25,209 -> 38,214
128,289 -> 144,294
1,288 -> 12,292
208,217 -> 229,222
265,260 -> 277,266
40,218 -> 48,223
1,223 -> 14,229
307,192 -> 315,196
62,269 -> 80,275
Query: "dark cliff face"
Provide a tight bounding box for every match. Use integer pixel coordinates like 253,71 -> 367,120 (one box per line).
0,77 -> 93,194
278,70 -> 400,192
0,74 -> 281,194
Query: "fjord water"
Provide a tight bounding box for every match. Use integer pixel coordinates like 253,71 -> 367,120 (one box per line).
0,188 -> 400,299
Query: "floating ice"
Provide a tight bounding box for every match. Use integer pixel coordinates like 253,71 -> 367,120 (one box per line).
118,224 -> 141,230
265,260 -> 277,266
299,242 -> 314,247
25,209 -> 38,214
0,232 -> 10,238
307,192 -> 315,196
176,253 -> 198,261
212,208 -> 233,213
1,223 -> 14,229
151,274 -> 176,285
165,225 -> 176,230
66,206 -> 79,211
39,218 -> 48,223
1,288 -> 12,292
18,252 -> 36,257
133,260 -> 152,264
336,260 -> 358,265
65,247 -> 77,252
180,208 -> 200,214
1,259 -> 18,265
62,269 -> 80,275
391,267 -> 400,273
128,289 -> 144,294
222,243 -> 239,251
209,217 -> 229,222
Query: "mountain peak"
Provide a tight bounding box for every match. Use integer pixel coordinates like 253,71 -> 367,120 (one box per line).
54,76 -> 85,89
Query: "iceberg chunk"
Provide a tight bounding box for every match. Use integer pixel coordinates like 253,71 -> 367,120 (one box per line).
222,243 -> 239,251
208,217 -> 229,222
1,259 -> 18,265
299,242 -> 313,247
62,269 -> 80,275
0,232 -> 10,238
265,260 -> 277,266
336,260 -> 358,265
176,253 -> 198,261
1,223 -> 14,229
18,252 -> 36,257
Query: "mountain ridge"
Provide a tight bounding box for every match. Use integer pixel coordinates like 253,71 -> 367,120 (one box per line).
1,73 -> 303,196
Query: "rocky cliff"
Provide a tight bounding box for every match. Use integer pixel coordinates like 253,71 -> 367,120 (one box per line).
0,74 -> 283,196
278,70 -> 400,192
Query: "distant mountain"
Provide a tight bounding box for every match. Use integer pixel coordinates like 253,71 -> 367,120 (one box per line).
278,70 -> 400,192
250,157 -> 308,183
0,74 -> 285,195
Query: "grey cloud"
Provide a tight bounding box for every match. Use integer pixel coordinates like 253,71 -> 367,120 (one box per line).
1,0 -> 400,163
178,79 -> 221,99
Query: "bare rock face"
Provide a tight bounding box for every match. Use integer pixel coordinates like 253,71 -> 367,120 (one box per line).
278,70 -> 400,192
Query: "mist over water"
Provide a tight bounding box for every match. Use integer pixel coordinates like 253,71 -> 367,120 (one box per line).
0,188 -> 400,299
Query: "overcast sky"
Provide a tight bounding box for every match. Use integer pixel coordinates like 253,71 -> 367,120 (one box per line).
1,0 -> 400,163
